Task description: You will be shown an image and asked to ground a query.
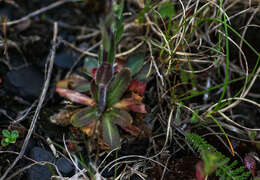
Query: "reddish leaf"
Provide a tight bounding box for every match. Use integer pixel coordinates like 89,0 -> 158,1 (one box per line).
128,80 -> 146,96
91,68 -> 98,79
113,98 -> 134,109
244,154 -> 256,177
120,124 -> 141,136
132,93 -> 143,102
56,88 -> 95,106
113,93 -> 147,113
128,104 -> 146,113
196,161 -> 205,180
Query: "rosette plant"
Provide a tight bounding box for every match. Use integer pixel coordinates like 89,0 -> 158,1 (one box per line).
56,56 -> 147,149
55,0 -> 147,149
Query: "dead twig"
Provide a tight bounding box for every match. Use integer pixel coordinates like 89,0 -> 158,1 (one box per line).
0,22 -> 58,180
1,0 -> 75,27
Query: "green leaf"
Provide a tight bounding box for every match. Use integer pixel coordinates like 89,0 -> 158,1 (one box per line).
114,0 -> 124,42
1,138 -> 9,147
138,0 -> 153,23
11,130 -> 19,139
9,137 -> 16,143
98,46 -> 104,64
180,70 -> 189,84
103,108 -> 132,127
191,109 -> 199,123
249,130 -> 257,141
84,57 -> 98,76
107,34 -> 116,64
125,53 -> 145,75
4,138 -> 10,143
134,63 -> 150,82
2,129 -> 10,137
102,115 -> 120,148
100,21 -> 110,52
71,106 -> 100,127
107,68 -> 131,107
158,1 -> 175,19
114,0 -> 124,19
201,150 -> 219,175
115,21 -> 123,43
74,83 -> 91,93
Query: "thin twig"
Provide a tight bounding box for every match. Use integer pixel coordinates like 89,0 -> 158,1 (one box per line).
60,38 -> 144,58
1,0 -> 74,26
12,101 -> 37,124
0,22 -> 58,180
147,41 -> 165,86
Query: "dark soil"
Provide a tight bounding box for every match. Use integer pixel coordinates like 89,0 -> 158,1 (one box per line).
0,1 -> 260,180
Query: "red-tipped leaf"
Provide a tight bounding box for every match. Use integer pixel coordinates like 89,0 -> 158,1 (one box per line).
56,88 -> 95,106
120,125 -> 141,136
113,93 -> 147,113
128,80 -> 146,96
196,161 -> 205,180
114,98 -> 147,113
91,68 -> 98,79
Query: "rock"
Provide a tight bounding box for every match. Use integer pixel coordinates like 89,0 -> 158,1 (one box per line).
54,52 -> 79,69
25,138 -> 37,155
56,157 -> 74,176
28,147 -> 55,180
30,146 -> 55,163
3,65 -> 44,101
9,58 -> 25,68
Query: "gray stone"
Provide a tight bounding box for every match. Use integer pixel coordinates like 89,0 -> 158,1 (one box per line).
3,65 -> 44,101
28,147 -> 55,180
56,157 -> 74,176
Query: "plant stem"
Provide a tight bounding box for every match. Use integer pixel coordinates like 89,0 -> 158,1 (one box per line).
98,85 -> 107,113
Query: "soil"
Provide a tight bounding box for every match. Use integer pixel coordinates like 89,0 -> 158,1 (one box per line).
0,0 -> 260,180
